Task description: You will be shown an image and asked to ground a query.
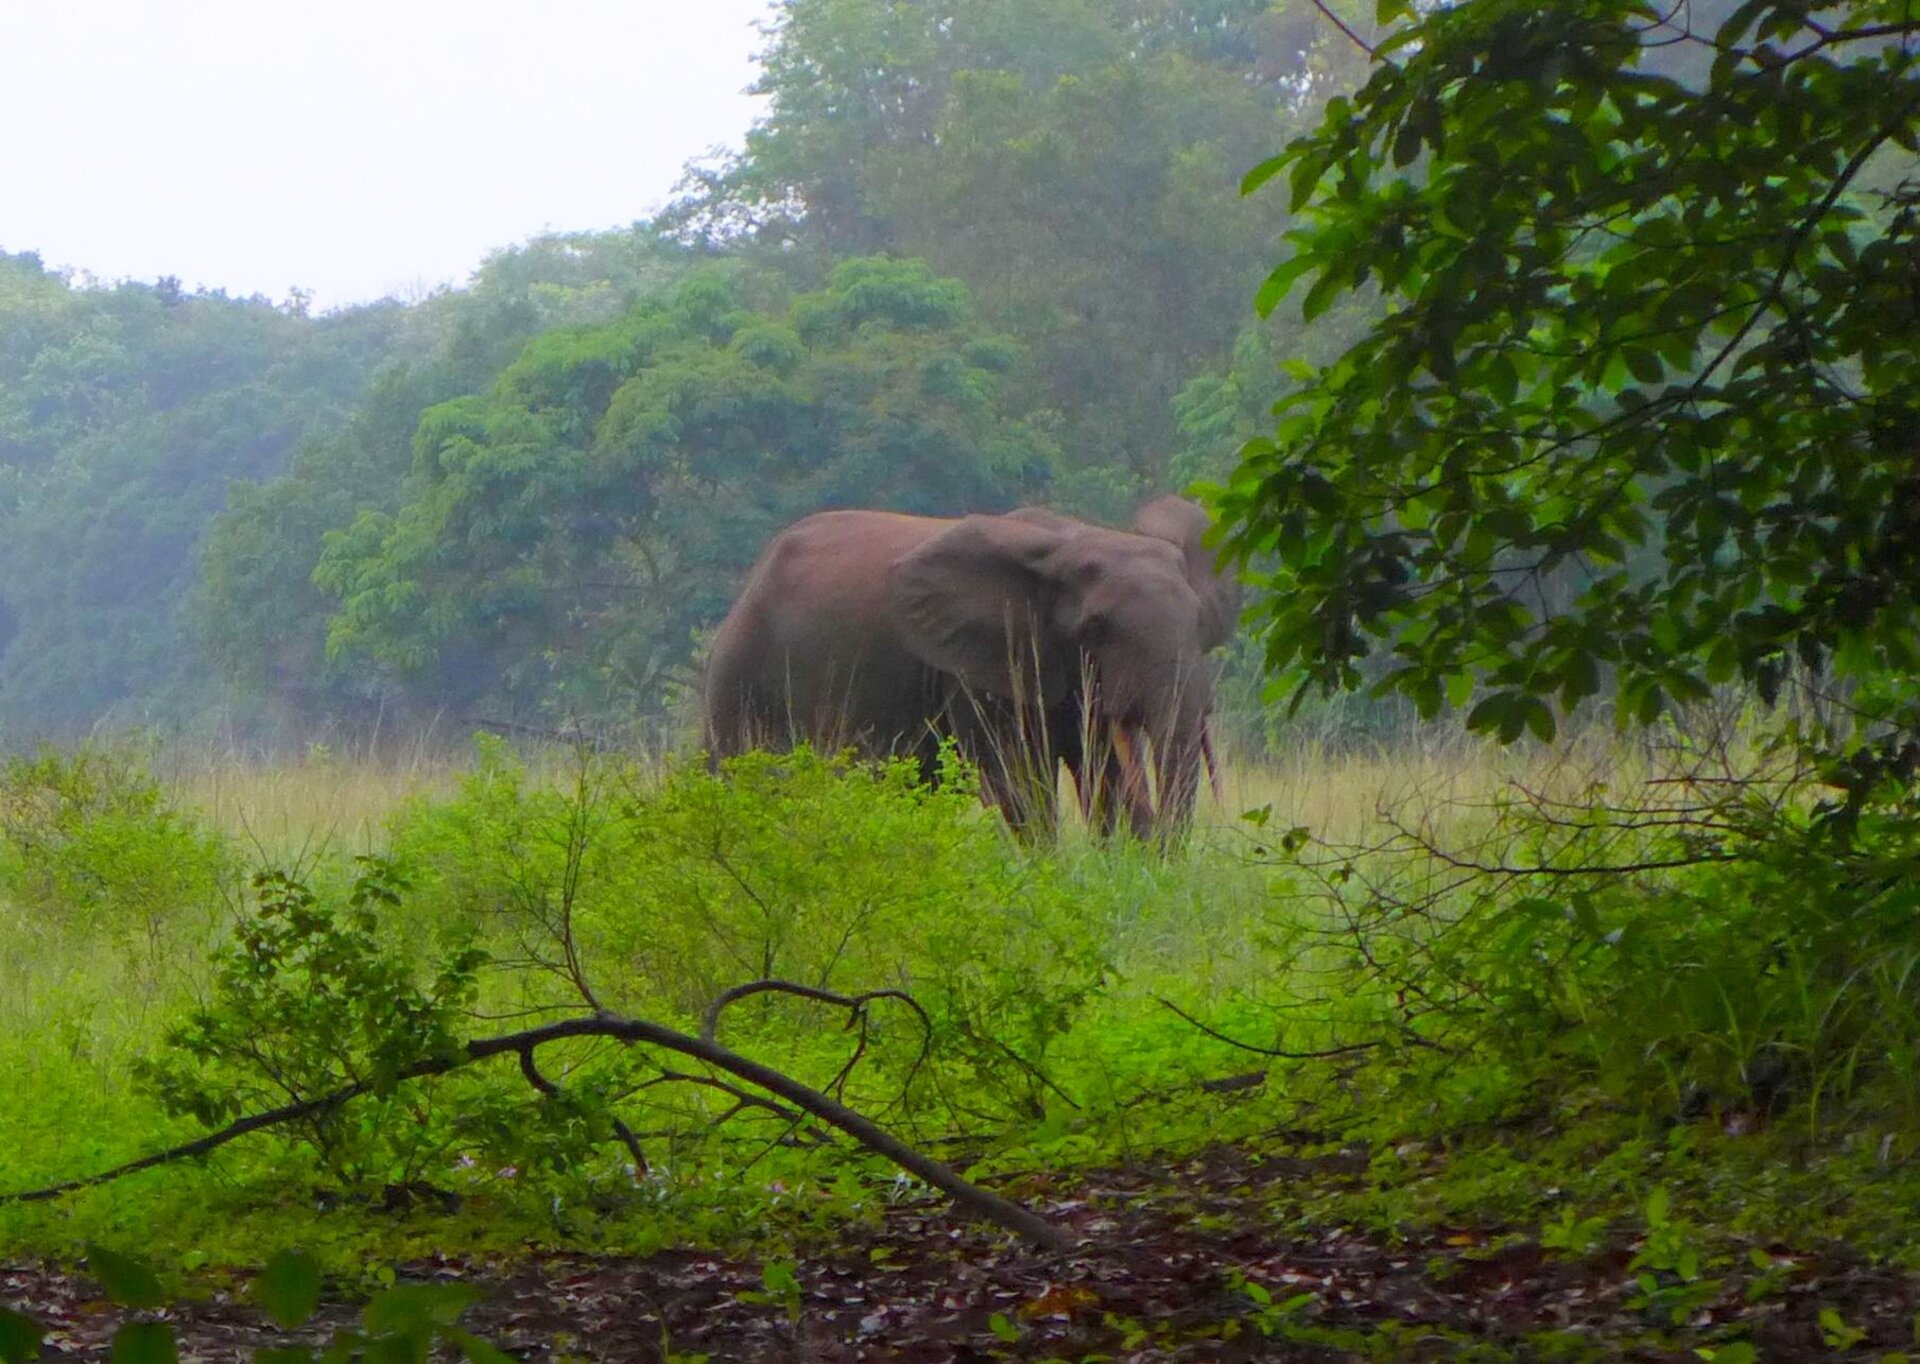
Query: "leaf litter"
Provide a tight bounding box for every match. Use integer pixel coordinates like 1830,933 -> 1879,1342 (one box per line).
5,1142 -> 1917,1360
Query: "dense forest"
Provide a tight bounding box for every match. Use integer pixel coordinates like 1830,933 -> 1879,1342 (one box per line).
0,0 -> 1373,746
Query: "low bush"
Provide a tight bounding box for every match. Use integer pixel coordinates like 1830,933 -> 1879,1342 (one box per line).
0,743 -> 234,948
1277,752 -> 1920,1134
387,741 -> 1115,1126
135,860 -> 489,1191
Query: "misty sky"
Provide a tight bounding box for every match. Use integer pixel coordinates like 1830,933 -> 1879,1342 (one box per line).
2,0 -> 770,310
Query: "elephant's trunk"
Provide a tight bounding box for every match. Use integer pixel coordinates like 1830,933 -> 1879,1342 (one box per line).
1085,651 -> 1214,843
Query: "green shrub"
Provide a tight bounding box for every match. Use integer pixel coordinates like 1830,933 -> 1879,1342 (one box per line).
1295,771 -> 1920,1131
1558,800 -> 1920,1127
388,740 -> 1113,1122
134,860 -> 489,1189
0,744 -> 233,942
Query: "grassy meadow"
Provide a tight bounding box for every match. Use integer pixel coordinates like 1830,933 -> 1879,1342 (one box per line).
3,720 -> 1919,1298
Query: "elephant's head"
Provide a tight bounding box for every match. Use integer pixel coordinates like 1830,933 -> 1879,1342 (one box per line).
1130,495 -> 1242,654
888,503 -> 1228,838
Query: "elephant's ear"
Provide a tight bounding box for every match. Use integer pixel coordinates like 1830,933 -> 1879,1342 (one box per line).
1133,495 -> 1242,651
889,515 -> 1076,704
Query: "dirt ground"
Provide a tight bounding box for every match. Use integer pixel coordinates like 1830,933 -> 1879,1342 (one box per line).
7,1144 -> 1917,1361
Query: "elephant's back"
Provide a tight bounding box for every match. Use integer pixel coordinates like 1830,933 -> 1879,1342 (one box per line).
705,510 -> 955,756
763,509 -> 950,567
750,510 -> 948,655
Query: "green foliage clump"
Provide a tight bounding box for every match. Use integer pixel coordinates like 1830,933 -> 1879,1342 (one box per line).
1221,0 -> 1920,778
135,860 -> 486,1188
0,252 -> 414,736
390,741 -> 1111,1121
194,231 -> 692,735
0,745 -> 232,940
1,1245 -> 512,1364
1292,761 -> 1920,1133
1565,801 -> 1920,1126
695,0 -> 1361,481
305,260 -> 1055,731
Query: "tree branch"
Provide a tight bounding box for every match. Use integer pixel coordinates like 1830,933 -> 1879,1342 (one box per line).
1152,996 -> 1385,1060
1309,0 -> 1375,58
518,1042 -> 649,1175
1,1010 -> 1071,1253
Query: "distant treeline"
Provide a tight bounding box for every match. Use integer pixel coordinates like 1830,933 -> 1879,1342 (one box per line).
1,0 -> 1375,744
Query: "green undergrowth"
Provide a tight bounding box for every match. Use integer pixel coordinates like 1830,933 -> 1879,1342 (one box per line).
1,734 -> 1918,1300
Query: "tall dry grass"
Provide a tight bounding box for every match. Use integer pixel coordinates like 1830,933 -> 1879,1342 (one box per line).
159,738 -> 469,862
146,724 -> 1542,865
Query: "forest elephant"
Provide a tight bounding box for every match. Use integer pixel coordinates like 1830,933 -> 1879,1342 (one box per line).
702,496 -> 1240,839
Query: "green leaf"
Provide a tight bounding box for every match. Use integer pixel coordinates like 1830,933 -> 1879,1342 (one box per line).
108,1322 -> 177,1364
361,1334 -> 424,1364
316,1330 -> 369,1364
1392,120 -> 1423,168
445,1329 -> 517,1364
1300,270 -> 1344,324
988,1312 -> 1021,1343
363,1283 -> 484,1335
1486,352 -> 1518,404
86,1247 -> 168,1311
0,1308 -> 44,1364
1465,692 -> 1511,736
254,1250 -> 324,1330
1558,650 -> 1601,707
1240,152 -> 1291,196
1645,1188 -> 1670,1226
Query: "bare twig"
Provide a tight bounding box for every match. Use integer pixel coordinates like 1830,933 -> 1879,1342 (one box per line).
702,978 -> 939,1122
1152,996 -> 1384,1060
1310,0 -> 1376,57
638,1069 -> 822,1137
518,1042 -> 649,1175
702,978 -> 927,1045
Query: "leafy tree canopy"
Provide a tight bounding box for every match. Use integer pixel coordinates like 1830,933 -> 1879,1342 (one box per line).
308,257 -> 1056,731
195,229 -> 691,730
1218,0 -> 1920,784
0,253 -> 414,738
674,0 -> 1372,498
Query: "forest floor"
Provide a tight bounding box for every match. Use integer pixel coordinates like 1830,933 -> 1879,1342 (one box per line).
8,1140 -> 1916,1363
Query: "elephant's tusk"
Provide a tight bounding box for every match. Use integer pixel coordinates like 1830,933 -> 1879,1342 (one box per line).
1201,717 -> 1224,804
1110,723 -> 1153,828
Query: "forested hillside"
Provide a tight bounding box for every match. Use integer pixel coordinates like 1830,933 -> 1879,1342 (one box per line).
0,255 -> 409,738
0,231 -> 684,741
1,0 -> 1367,745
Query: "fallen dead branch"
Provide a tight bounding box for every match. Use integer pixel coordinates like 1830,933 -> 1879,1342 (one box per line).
0,1008 -> 1071,1253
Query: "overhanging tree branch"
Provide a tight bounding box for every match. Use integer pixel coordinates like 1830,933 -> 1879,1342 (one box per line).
1309,0 -> 1376,58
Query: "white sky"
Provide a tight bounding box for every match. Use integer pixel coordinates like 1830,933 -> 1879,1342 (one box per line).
0,0 -> 772,310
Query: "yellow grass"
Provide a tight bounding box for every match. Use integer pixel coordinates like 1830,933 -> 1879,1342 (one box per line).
1217,735 -> 1515,846
145,725 -> 1543,865
160,742 -> 467,862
